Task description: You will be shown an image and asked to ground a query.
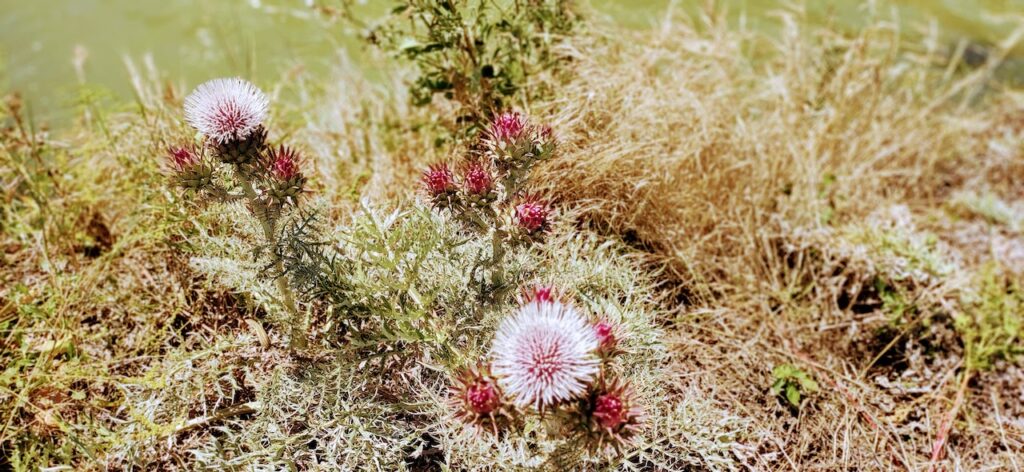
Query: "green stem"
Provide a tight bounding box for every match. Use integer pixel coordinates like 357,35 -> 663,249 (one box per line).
490,228 -> 505,288
236,170 -> 307,350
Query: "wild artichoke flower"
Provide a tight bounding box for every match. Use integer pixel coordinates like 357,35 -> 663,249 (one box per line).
184,77 -> 269,144
166,144 -> 212,190
451,364 -> 516,435
265,145 -> 306,204
592,319 -> 622,357
488,111 -> 528,147
514,196 -> 550,234
167,145 -> 200,171
269,145 -> 300,180
461,160 -> 494,196
518,284 -> 559,306
491,301 -> 599,410
422,163 -> 456,197
567,378 -> 645,453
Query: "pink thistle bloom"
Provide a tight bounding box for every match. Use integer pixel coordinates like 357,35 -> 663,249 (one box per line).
593,393 -> 626,429
451,364 -> 512,435
461,160 -> 494,195
268,145 -> 301,180
539,124 -> 555,143
465,378 -> 501,415
519,284 -> 558,306
491,301 -> 599,409
167,145 -> 200,171
514,196 -> 550,233
488,111 -> 528,146
184,78 -> 269,144
589,379 -> 644,439
422,163 -> 455,196
593,319 -> 618,354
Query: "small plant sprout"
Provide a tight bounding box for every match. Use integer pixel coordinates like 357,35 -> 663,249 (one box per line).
491,300 -> 599,410
770,364 -> 819,408
167,77 -> 309,350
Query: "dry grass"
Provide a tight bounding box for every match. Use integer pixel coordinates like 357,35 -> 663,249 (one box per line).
531,4 -> 1024,470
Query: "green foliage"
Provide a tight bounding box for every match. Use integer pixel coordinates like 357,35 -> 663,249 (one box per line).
949,189 -> 1023,232
876,277 -> 916,324
279,200 -> 540,356
956,264 -> 1023,371
359,0 -> 576,133
770,364 -> 819,408
845,220 -> 954,283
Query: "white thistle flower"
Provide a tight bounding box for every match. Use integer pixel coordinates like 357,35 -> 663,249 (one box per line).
184,77 -> 268,143
491,301 -> 599,409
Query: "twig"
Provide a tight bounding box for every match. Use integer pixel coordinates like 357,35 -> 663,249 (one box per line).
174,401 -> 261,435
927,371 -> 971,472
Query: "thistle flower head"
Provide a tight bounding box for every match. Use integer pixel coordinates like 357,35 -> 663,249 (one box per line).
451,364 -> 516,435
268,145 -> 301,181
491,301 -> 599,410
488,111 -> 528,145
422,163 -> 455,197
167,144 -> 200,171
539,124 -> 555,143
568,378 -> 645,453
593,319 -> 620,356
514,195 -> 550,233
593,380 -> 644,436
465,378 -> 500,415
461,160 -> 494,195
518,284 -> 559,306
593,393 -> 625,429
184,77 -> 268,144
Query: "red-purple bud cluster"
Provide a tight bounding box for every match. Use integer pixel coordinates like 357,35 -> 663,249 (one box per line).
514,197 -> 550,233
592,393 -> 625,429
269,145 -> 301,181
593,320 -> 618,355
417,111 -> 555,243
462,160 -> 495,195
167,145 -> 200,171
488,112 -> 529,146
423,163 -> 456,197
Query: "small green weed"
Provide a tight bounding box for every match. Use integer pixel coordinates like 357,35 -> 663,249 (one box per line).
770,363 -> 819,408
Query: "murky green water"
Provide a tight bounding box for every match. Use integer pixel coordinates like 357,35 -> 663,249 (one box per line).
1,0 -> 1021,124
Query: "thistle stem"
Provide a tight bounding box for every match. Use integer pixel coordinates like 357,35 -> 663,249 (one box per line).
490,228 -> 505,287
236,169 -> 307,350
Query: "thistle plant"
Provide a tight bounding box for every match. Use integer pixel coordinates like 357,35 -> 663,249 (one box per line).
450,285 -> 646,456
165,77 -> 309,350
422,111 -> 556,291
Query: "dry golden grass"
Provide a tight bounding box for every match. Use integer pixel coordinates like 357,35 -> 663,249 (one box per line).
529,4 -> 1024,470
